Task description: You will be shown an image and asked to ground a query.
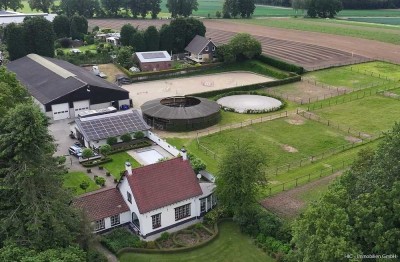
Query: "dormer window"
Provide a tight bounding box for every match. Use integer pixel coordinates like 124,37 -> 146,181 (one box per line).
205,46 -> 209,51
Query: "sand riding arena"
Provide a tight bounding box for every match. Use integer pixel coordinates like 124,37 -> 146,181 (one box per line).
123,72 -> 275,107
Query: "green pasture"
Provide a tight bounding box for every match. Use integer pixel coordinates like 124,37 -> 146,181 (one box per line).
349,61 -> 400,81
347,17 -> 400,26
313,95 -> 400,135
63,171 -> 99,195
169,117 -> 351,173
306,67 -> 384,89
119,221 -> 274,262
103,152 -> 141,180
235,18 -> 400,44
388,88 -> 400,95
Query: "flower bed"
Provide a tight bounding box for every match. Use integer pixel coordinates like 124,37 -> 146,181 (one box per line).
81,157 -> 112,167
173,230 -> 199,247
109,140 -> 152,155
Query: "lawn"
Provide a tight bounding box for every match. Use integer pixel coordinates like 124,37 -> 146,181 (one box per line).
59,44 -> 98,54
63,171 -> 99,195
119,221 -> 274,262
347,17 -> 400,26
305,67 -> 384,89
103,152 -> 141,180
234,17 -> 400,44
313,95 -> 400,135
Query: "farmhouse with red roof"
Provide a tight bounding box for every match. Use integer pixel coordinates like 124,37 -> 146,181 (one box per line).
73,152 -> 216,238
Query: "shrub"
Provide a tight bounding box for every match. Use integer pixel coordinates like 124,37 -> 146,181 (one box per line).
99,144 -> 111,157
87,249 -> 107,262
80,180 -> 90,192
95,176 -> 106,186
59,37 -> 72,48
146,241 -> 157,249
82,148 -> 94,159
133,131 -> 145,139
160,232 -> 170,241
81,157 -> 112,167
100,228 -> 143,254
106,172 -> 111,176
86,168 -> 91,173
203,207 -> 227,226
114,178 -> 118,183
120,133 -> 132,143
194,223 -> 203,230
187,153 -> 206,173
107,137 -> 118,145
56,49 -> 64,56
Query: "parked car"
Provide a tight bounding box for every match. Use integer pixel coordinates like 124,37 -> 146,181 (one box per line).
68,145 -> 83,157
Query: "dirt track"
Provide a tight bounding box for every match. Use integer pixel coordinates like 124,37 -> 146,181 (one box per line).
88,19 -> 400,70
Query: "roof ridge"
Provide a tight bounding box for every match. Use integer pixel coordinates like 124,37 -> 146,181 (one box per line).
130,156 -> 183,173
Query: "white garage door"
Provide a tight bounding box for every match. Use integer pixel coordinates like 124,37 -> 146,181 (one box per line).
73,100 -> 90,117
51,103 -> 70,120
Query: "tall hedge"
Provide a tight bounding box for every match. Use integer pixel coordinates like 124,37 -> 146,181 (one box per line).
257,55 -> 305,75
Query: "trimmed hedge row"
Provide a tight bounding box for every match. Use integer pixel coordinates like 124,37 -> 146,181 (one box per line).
117,220 -> 228,256
115,62 -> 222,82
258,55 -> 305,75
81,157 -> 112,167
191,75 -> 301,98
109,141 -> 152,155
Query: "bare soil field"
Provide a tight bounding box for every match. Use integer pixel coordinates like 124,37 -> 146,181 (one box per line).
123,71 -> 274,107
260,172 -> 341,219
264,80 -> 349,104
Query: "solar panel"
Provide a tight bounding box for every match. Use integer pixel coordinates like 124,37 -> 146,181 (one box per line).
78,111 -> 149,141
142,52 -> 166,59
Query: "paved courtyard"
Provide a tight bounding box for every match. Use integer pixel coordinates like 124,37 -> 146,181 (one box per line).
123,72 -> 275,107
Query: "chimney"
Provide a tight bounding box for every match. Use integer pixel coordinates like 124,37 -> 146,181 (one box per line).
181,148 -> 187,161
125,161 -> 132,175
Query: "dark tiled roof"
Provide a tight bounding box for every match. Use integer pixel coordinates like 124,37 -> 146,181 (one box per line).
6,54 -> 127,105
185,35 -> 214,54
141,96 -> 220,120
75,109 -> 150,142
72,188 -> 130,221
126,157 -> 203,213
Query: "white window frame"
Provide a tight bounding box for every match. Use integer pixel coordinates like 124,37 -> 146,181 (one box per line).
175,203 -> 191,221
152,213 -> 161,229
95,219 -> 105,231
110,214 -> 120,226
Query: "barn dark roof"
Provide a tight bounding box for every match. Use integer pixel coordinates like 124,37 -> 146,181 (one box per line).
125,157 -> 203,213
6,54 -> 128,105
185,35 -> 215,54
141,96 -> 220,120
75,110 -> 150,141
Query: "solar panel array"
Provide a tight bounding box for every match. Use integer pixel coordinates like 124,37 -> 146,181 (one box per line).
142,52 -> 166,59
79,111 -> 148,141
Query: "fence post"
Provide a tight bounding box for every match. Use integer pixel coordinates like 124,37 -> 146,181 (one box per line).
308,174 -> 311,182
282,183 -> 285,191
295,178 -> 298,187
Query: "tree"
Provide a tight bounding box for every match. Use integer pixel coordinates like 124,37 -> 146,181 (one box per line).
229,33 -> 262,61
0,0 -> 23,11
131,31 -> 146,52
23,16 -> 55,58
0,104 -> 81,250
0,67 -> 29,118
159,24 -> 175,52
79,180 -> 90,192
28,0 -> 54,13
306,0 -> 342,18
53,15 -> 70,38
215,10 -> 221,18
4,23 -> 26,60
117,46 -> 134,69
82,148 -> 94,159
166,0 -> 198,18
216,140 -> 267,215
120,24 -> 136,47
70,15 -> 88,40
144,26 -> 160,51
100,0 -> 123,17
292,0 -> 306,14
289,123 -> 400,261
216,43 -> 235,63
95,176 -> 106,186
120,132 -> 132,142
223,0 -> 239,18
59,0 -> 101,18
169,18 -> 206,52
127,0 -> 140,18
106,136 -> 118,145
148,0 -> 161,18
238,0 -> 255,18
99,144 -> 111,157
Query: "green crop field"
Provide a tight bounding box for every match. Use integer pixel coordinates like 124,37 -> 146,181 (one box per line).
234,18 -> 400,44
119,221 -> 274,262
313,95 -> 400,135
347,17 -> 400,25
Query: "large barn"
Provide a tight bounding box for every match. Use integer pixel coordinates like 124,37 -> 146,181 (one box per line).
7,54 -> 131,120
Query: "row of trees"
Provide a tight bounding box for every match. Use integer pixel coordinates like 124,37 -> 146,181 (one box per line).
119,18 -> 206,53
223,0 -> 256,18
5,15 -> 88,60
0,67 -> 102,261
257,0 -> 400,9
292,0 -> 343,18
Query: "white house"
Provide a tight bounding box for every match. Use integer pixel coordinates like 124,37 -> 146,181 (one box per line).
73,154 -> 216,238
71,109 -> 150,149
